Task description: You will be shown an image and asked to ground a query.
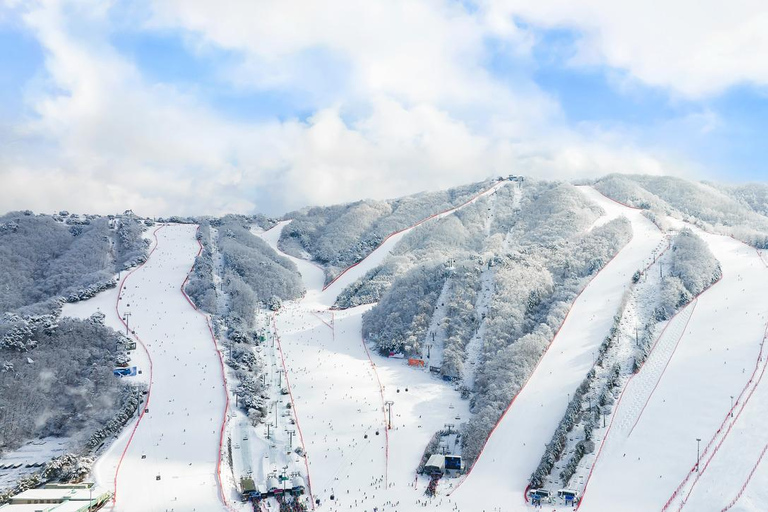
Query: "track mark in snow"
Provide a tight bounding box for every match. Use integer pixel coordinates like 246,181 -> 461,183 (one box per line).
580,230 -> 768,512
616,300 -> 698,437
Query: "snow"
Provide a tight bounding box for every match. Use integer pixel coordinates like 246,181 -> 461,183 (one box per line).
0,437 -> 71,491
252,185 -> 503,511
45,179 -> 768,512
418,277 -> 452,370
461,264 -> 495,390
444,186 -> 663,509
580,228 -> 768,512
67,225 -> 230,512
315,181 -> 507,309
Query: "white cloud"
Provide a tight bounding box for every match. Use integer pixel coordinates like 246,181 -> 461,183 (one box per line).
0,0 -> 682,217
480,0 -> 768,98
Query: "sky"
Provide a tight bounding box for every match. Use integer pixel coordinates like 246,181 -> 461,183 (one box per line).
0,0 -> 767,216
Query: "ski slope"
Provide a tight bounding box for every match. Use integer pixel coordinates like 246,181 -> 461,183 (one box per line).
581,229 -> 768,512
446,186 -> 663,510
252,184 -> 667,512
255,185 -> 501,510
65,225 -> 231,512
52,180 -> 768,512
316,180 -> 507,308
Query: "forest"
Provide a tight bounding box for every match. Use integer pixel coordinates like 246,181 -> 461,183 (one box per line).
594,174 -> 768,248
0,211 -> 148,462
278,180 -> 495,283
359,180 -> 634,465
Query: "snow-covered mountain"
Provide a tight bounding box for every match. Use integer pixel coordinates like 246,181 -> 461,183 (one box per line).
2,174 -> 768,512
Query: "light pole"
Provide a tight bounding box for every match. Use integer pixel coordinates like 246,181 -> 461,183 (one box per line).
385,401 -> 394,429
730,396 -> 734,417
123,312 -> 132,336
696,438 -> 702,472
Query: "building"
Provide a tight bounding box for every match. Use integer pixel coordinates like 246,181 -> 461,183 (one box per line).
0,483 -> 111,512
424,454 -> 446,475
445,455 -> 462,471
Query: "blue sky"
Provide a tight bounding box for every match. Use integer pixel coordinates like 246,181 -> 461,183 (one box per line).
0,0 -> 766,216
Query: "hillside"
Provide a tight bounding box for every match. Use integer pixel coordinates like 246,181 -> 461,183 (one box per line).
1,175 -> 768,512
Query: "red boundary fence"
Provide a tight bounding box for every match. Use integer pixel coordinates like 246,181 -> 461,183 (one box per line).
449,186 -> 669,499
271,312 -> 316,510
109,225 -> 236,511
179,227 -> 237,512
578,273 -> 726,510
575,189 -> 713,509
658,249 -> 768,511
449,226 -> 637,496
664,323 -> 768,512
720,443 -> 768,512
578,241 -> 767,511
359,335 -> 390,487
321,182 -> 503,292
310,311 -> 334,331
627,298 -> 700,437
109,225 -> 164,507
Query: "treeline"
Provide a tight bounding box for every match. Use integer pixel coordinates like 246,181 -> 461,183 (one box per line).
0,211 -> 149,314
0,312 -> 131,453
532,228 -> 721,489
636,228 -> 721,366
279,180 -> 494,283
183,215 -> 302,424
336,195 -> 490,309
594,174 -> 768,248
463,217 -> 632,464
218,220 -> 304,315
358,180 -> 634,467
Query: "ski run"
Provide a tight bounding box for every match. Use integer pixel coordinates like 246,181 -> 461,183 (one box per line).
55,183 -> 768,512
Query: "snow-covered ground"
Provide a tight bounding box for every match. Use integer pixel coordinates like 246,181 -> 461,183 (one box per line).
44,180 -> 768,512
0,437 -> 71,490
252,183 -> 670,512
442,186 -> 663,510
64,225 -> 231,512
316,181 -> 507,308
254,185 -> 504,511
580,229 -> 768,512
